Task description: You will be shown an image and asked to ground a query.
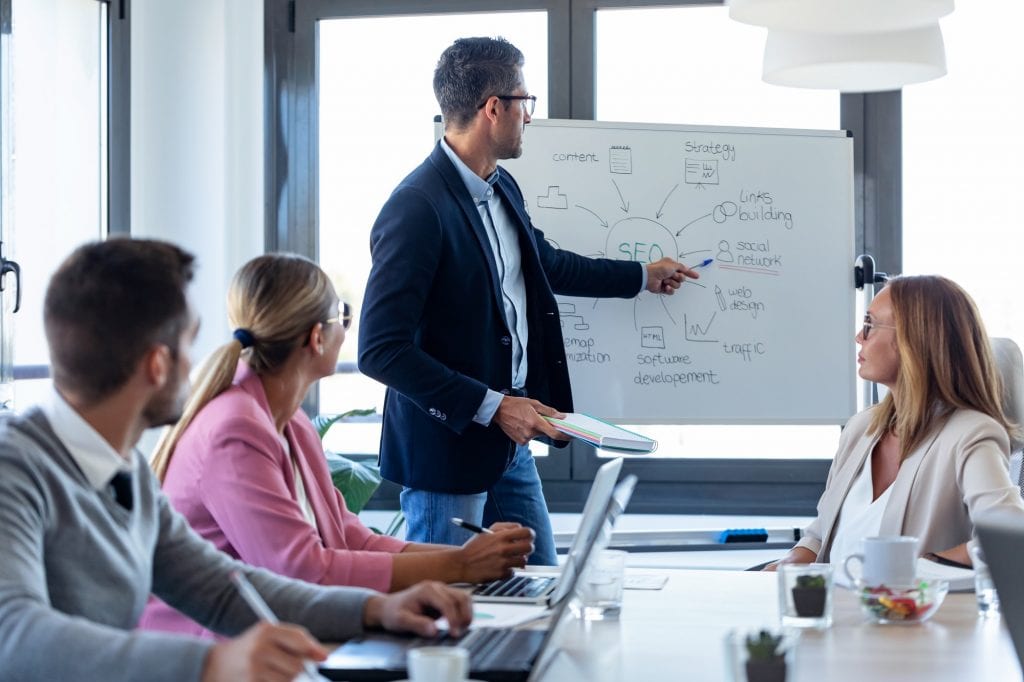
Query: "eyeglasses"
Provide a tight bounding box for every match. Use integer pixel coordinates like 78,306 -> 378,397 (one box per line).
861,316 -> 896,339
476,94 -> 537,117
325,302 -> 352,331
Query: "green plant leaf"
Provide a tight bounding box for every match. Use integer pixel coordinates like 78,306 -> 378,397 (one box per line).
313,407 -> 377,440
384,511 -> 406,537
324,451 -> 382,514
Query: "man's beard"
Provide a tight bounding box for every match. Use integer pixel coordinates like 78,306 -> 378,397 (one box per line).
143,373 -> 187,428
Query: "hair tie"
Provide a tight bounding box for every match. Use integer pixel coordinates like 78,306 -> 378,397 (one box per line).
232,328 -> 255,349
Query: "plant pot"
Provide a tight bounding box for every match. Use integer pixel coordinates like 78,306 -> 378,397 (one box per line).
791,586 -> 827,617
745,659 -> 787,682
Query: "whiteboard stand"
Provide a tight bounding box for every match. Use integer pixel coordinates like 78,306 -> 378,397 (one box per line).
854,253 -> 889,408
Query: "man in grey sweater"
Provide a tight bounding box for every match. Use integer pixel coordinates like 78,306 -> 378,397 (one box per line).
0,239 -> 472,682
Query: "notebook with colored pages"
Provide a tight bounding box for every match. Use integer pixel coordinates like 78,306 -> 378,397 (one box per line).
544,413 -> 657,453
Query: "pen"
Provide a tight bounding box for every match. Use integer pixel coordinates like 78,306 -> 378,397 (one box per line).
450,517 -> 494,535
692,258 -> 714,269
230,571 -> 323,682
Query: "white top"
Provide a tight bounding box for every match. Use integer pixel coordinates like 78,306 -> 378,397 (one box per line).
829,448 -> 893,567
279,433 -> 317,529
39,386 -> 134,491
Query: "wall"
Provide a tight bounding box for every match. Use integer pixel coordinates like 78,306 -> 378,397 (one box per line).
131,0 -> 263,452
131,0 -> 263,365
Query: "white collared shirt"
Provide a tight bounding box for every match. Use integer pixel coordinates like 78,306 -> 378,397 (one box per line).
39,386 -> 134,491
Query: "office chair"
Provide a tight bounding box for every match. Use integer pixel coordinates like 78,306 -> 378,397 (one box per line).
990,338 -> 1024,496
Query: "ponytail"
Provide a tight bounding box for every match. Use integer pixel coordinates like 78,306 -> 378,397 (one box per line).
150,337 -> 244,481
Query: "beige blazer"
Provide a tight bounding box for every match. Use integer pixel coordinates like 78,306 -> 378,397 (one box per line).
796,407 -> 1024,561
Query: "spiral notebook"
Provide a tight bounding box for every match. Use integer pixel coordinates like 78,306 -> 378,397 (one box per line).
544,413 -> 656,453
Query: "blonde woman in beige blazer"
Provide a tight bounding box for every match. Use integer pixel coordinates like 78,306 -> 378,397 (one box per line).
769,275 -> 1024,570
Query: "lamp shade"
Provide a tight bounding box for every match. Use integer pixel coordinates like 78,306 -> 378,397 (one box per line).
762,25 -> 947,92
729,0 -> 953,34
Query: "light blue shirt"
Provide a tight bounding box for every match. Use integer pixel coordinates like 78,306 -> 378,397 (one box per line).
440,139 -> 648,426
440,139 -> 527,426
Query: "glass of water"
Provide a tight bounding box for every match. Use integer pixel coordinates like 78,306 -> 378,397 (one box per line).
970,544 -> 1000,618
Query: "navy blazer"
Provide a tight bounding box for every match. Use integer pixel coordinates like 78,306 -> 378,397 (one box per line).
358,142 -> 642,494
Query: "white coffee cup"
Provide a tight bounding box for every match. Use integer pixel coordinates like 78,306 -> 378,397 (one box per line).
407,646 -> 469,682
843,536 -> 919,588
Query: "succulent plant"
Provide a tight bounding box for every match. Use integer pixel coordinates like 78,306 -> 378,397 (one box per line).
745,630 -> 785,662
795,574 -> 826,590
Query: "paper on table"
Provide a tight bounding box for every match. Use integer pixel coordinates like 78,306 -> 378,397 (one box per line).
435,602 -> 550,631
543,413 -> 657,453
915,557 -> 974,592
624,574 -> 669,590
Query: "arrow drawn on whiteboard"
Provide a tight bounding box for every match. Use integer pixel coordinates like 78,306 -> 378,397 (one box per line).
675,213 -> 712,236
611,179 -> 630,213
655,184 -> 679,219
575,204 -> 609,228
658,295 -> 678,325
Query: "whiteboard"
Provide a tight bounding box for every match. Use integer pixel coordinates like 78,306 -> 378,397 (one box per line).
437,118 -> 857,424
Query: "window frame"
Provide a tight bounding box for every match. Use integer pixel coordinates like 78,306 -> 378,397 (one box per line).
6,0 -> 128,386
267,0 -> 902,515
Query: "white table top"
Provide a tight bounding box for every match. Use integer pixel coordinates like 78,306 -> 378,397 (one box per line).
535,569 -> 1021,681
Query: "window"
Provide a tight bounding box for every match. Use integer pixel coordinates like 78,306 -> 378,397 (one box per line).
316,11 -> 548,455
274,1 -> 864,513
903,6 -> 1024,347
3,0 -> 108,409
596,6 -> 840,130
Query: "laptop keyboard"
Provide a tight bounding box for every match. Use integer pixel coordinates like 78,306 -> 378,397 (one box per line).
473,574 -> 556,598
413,628 -> 523,669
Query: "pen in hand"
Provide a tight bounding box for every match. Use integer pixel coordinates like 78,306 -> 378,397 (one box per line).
692,258 -> 713,269
450,517 -> 494,535
230,570 -> 324,681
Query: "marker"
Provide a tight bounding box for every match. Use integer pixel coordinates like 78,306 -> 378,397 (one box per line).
230,571 -> 323,682
693,258 -> 714,269
450,517 -> 494,535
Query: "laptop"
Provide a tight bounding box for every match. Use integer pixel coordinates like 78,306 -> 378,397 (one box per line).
320,472 -> 638,682
472,457 -> 625,604
976,511 -> 1024,673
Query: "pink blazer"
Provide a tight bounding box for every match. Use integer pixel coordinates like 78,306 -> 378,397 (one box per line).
140,364 -> 407,637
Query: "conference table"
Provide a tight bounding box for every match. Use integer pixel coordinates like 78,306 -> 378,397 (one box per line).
533,569 -> 1020,681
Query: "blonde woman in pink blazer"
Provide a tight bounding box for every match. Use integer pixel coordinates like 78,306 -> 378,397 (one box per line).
141,254 -> 532,637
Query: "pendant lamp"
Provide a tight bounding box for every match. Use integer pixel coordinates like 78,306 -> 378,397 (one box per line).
729,0 -> 953,34
762,24 -> 947,92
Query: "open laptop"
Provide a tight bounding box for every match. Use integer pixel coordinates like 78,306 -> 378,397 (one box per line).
976,511 -> 1024,674
319,472 -> 637,682
472,457 -> 624,604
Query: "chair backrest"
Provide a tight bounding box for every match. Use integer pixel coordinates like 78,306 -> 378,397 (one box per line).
990,337 -> 1024,454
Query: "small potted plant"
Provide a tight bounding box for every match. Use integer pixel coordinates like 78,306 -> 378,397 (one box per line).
744,630 -> 787,682
790,573 -> 827,617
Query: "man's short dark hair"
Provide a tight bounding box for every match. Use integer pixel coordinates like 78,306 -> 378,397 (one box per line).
433,36 -> 524,130
44,238 -> 196,403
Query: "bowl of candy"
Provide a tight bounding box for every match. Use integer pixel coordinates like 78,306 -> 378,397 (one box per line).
858,580 -> 949,624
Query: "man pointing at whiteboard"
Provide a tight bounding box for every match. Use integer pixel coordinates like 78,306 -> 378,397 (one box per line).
359,36 -> 698,565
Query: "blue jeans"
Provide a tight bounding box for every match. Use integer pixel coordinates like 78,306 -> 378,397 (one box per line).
399,444 -> 557,566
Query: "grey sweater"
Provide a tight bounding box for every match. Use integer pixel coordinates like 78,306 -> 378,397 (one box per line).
0,409 -> 375,682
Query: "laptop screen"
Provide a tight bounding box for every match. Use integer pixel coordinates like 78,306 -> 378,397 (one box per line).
526,473 -> 637,682
547,458 -> 624,606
